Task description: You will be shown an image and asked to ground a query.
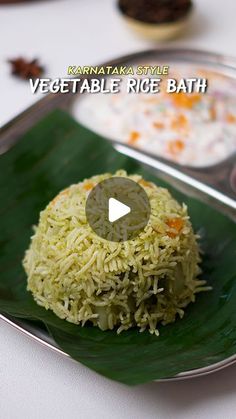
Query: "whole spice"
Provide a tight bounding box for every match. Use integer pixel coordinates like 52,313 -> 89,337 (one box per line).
8,57 -> 44,79
118,0 -> 192,24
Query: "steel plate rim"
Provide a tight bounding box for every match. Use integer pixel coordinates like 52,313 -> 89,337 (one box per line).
2,313 -> 236,382
1,47 -> 236,382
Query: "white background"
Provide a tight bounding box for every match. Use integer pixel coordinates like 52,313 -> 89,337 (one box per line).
1,0 -> 236,418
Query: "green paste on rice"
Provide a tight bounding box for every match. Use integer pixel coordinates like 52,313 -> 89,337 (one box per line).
23,170 -> 209,335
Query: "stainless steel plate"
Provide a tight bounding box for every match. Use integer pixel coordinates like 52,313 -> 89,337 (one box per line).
2,313 -> 236,382
1,48 -> 236,381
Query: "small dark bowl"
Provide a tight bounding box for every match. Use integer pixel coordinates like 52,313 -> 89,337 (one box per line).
117,0 -> 194,41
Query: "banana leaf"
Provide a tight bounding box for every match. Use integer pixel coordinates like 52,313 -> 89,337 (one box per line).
0,109 -> 236,385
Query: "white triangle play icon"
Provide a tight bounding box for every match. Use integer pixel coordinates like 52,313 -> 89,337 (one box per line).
108,198 -> 131,223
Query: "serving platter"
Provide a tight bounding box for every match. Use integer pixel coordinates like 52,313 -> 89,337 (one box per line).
2,313 -> 236,382
1,48 -> 236,382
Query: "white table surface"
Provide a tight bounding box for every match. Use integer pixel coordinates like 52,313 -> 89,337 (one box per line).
1,0 -> 236,418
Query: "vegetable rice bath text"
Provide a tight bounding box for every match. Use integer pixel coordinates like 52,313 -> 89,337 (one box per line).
29,78 -> 208,94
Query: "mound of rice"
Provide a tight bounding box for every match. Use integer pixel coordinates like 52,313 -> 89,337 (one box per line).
23,170 -> 208,335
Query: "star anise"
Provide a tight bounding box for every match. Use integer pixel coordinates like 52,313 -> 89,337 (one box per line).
8,57 -> 44,79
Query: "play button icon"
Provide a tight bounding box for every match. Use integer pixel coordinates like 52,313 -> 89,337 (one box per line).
85,177 -> 151,242
108,198 -> 131,223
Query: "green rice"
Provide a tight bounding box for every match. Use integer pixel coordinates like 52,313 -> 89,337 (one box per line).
23,170 -> 209,335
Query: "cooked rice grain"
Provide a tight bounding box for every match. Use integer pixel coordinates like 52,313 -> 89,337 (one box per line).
23,170 -> 209,335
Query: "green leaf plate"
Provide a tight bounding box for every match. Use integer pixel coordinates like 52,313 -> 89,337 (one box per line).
0,110 -> 236,385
